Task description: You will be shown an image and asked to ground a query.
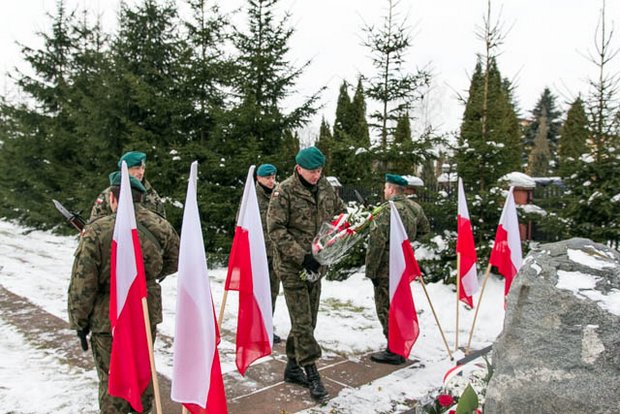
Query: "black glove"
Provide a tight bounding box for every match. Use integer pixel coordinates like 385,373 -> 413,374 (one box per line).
302,254 -> 321,274
77,327 -> 90,351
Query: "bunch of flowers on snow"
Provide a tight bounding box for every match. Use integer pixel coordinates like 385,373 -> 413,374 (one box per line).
417,357 -> 491,414
300,203 -> 386,282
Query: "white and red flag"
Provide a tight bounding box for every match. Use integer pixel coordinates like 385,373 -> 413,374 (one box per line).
388,201 -> 421,359
171,161 -> 227,414
225,165 -> 273,375
109,161 -> 150,412
489,187 -> 523,300
456,178 -> 479,307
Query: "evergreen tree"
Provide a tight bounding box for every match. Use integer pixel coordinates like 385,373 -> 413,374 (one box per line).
328,79 -> 374,186
362,0 -> 430,147
562,4 -> 620,246
0,1 -> 85,228
106,0 -> 189,229
231,0 -> 322,158
523,88 -> 561,169
527,110 -> 551,176
349,77 -> 371,147
333,81 -> 353,140
393,111 -> 412,144
558,96 -> 589,177
180,0 -> 230,146
456,58 -> 521,192
315,117 -> 334,172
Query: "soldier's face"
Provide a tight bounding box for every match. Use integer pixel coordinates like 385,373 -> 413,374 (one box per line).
384,183 -> 395,200
257,174 -> 276,189
128,165 -> 146,181
297,165 -> 322,185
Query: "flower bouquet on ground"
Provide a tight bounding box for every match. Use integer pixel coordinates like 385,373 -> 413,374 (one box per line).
301,204 -> 386,282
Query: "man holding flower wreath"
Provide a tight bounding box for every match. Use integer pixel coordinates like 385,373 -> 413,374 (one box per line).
267,146 -> 346,401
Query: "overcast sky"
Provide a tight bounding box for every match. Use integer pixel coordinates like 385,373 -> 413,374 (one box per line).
1,0 -> 619,140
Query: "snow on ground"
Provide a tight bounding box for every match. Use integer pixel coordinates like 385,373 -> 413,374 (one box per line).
0,219 -> 507,413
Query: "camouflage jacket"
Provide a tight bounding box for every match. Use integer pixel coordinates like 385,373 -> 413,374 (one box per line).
256,181 -> 274,258
68,204 -> 179,334
88,178 -> 166,222
267,171 -> 346,269
365,195 -> 430,279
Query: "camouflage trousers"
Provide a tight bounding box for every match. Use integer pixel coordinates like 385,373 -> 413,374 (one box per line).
279,267 -> 322,367
268,256 -> 280,314
91,331 -> 156,414
372,275 -> 390,340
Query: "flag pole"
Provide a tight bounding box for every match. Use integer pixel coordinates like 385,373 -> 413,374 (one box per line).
465,263 -> 492,354
455,252 -> 461,352
182,407 -> 189,414
418,277 -> 454,360
218,289 -> 229,331
141,298 -> 163,414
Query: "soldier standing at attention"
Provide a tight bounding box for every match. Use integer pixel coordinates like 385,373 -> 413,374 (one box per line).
89,151 -> 166,222
267,146 -> 346,401
366,173 -> 430,365
255,163 -> 283,344
68,172 -> 179,413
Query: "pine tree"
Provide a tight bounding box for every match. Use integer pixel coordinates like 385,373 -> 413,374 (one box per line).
523,88 -> 562,169
106,0 -> 188,228
558,96 -> 589,177
563,3 -> 620,246
393,111 -> 412,144
0,0 -> 85,228
349,77 -> 371,147
527,110 -> 551,176
231,0 -> 322,157
315,117 -> 334,172
457,58 -> 521,192
362,0 -> 430,147
333,81 -> 353,140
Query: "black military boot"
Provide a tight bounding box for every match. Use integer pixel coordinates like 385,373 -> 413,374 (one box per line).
284,359 -> 309,388
370,348 -> 406,365
304,364 -> 328,400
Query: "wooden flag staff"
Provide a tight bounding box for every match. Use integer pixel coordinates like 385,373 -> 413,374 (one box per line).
455,253 -> 461,352
465,263 -> 493,354
218,289 -> 229,332
141,298 -> 163,414
418,277 -> 454,360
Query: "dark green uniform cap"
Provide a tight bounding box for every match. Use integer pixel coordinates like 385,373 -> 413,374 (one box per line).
108,171 -> 147,193
118,151 -> 146,168
385,173 -> 408,187
257,163 -> 277,177
295,146 -> 325,169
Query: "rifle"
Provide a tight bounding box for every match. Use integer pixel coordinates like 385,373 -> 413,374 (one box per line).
52,199 -> 86,232
353,189 -> 368,207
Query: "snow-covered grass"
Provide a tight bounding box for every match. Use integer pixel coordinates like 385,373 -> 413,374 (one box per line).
0,219 -> 507,413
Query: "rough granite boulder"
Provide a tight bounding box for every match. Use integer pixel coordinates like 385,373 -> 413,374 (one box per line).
485,238 -> 620,414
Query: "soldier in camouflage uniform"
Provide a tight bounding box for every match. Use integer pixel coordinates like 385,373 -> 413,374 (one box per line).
68,172 -> 179,414
365,174 -> 430,365
255,163 -> 283,344
267,147 -> 346,401
89,151 -> 166,222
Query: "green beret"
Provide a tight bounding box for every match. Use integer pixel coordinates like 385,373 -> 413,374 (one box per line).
385,173 -> 408,187
108,171 -> 147,193
118,151 -> 146,168
257,163 -> 277,177
295,146 -> 325,169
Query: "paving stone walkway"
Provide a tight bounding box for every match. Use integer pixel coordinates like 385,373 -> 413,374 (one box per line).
1,285 -> 419,413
